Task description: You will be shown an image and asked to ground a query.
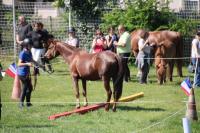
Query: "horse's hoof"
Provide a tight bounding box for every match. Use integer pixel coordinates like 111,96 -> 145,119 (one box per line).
112,108 -> 116,112
83,103 -> 88,107
105,105 -> 110,111
76,105 -> 80,109
105,108 -> 109,112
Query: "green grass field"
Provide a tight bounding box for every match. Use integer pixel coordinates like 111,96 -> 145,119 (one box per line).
1,58 -> 200,133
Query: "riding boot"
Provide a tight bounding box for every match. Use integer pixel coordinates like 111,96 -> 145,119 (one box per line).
34,67 -> 40,76
26,88 -> 32,107
45,59 -> 53,73
47,63 -> 53,72
41,57 -> 46,71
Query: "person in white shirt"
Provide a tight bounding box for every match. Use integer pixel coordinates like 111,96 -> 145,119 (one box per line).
136,31 -> 151,84
192,31 -> 200,87
65,27 -> 79,48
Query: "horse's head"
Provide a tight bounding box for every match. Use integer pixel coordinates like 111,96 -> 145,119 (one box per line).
154,43 -> 168,84
156,62 -> 167,85
44,38 -> 60,60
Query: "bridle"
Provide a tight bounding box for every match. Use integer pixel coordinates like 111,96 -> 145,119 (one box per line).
47,40 -> 57,57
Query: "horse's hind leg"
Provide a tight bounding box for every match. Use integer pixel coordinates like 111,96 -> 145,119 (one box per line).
167,60 -> 174,82
82,79 -> 88,107
72,76 -> 80,109
103,76 -> 112,111
112,76 -> 118,112
176,59 -> 183,77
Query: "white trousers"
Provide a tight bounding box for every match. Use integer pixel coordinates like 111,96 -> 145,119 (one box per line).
31,48 -> 45,64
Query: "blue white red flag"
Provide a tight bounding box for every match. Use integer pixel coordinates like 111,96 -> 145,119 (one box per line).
5,63 -> 17,78
180,77 -> 192,96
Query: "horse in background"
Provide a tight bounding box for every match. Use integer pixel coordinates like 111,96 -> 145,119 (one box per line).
44,39 -> 124,111
131,29 -> 183,83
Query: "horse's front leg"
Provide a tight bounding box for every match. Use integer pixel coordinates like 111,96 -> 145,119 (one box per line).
82,79 -> 88,107
103,76 -> 112,111
72,76 -> 80,109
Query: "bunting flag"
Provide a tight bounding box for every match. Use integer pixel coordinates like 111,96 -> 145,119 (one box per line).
5,63 -> 17,78
181,77 -> 192,96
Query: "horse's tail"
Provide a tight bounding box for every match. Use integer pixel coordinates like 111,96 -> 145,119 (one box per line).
113,54 -> 124,101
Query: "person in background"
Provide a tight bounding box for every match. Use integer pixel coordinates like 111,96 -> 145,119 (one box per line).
27,22 -> 46,75
16,15 -> 33,49
105,26 -> 118,53
65,27 -> 80,48
91,29 -> 107,53
38,22 -> 54,73
190,32 -> 200,73
0,62 -> 3,81
136,31 -> 151,84
191,31 -> 200,87
114,25 -> 131,82
17,38 -> 34,108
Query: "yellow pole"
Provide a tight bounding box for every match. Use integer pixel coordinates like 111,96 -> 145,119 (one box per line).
110,92 -> 144,103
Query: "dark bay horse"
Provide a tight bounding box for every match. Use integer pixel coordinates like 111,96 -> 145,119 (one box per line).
44,40 -> 124,111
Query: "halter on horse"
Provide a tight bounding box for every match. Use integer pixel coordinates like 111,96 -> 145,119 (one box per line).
44,39 -> 124,111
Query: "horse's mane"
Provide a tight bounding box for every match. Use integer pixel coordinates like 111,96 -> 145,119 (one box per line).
52,40 -> 83,53
63,42 -> 82,52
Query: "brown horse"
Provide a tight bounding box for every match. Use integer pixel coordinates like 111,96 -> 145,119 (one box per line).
131,29 -> 183,83
44,39 -> 124,111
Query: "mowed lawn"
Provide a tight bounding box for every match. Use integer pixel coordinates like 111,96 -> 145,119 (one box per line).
1,57 -> 200,133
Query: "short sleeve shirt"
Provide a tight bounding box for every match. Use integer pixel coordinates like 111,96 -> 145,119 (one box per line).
17,23 -> 33,41
138,38 -> 151,54
105,34 -> 118,52
191,38 -> 200,57
65,37 -> 79,47
116,31 -> 131,54
27,30 -> 47,49
17,50 -> 32,76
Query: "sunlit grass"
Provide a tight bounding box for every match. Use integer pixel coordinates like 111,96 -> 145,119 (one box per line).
1,58 -> 200,133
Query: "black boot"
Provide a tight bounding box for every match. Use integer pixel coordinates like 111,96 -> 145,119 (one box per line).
26,87 -> 33,107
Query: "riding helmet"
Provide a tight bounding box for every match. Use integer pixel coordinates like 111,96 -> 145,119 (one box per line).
68,27 -> 75,33
22,38 -> 32,47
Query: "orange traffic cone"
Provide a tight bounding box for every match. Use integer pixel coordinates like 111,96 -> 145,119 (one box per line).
186,88 -> 198,121
11,75 -> 21,100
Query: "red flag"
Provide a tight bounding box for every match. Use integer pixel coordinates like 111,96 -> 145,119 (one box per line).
5,63 -> 17,78
180,77 -> 192,96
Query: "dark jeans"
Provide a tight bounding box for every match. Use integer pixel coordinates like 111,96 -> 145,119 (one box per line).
140,63 -> 149,84
119,53 -> 130,82
195,58 -> 200,87
19,75 -> 32,105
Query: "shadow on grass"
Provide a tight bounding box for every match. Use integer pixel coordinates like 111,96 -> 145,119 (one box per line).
1,124 -> 55,129
15,124 -> 55,129
42,104 -> 67,108
117,105 -> 165,112
129,78 -> 158,84
41,103 -> 76,108
51,73 -> 70,76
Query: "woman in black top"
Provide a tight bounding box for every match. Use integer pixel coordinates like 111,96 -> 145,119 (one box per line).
27,22 -> 47,75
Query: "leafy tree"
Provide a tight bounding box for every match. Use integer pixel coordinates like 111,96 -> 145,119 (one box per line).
100,0 -> 197,36
53,0 -> 100,19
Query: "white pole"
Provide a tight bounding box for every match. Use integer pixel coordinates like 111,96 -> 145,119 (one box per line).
12,0 -> 17,64
69,0 -> 71,28
182,117 -> 191,133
